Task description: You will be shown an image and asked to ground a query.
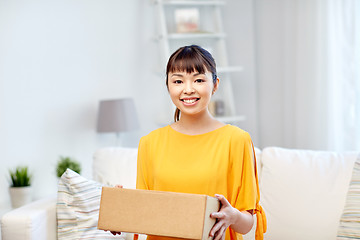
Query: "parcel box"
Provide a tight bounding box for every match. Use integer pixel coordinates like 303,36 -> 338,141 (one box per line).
97,187 -> 220,240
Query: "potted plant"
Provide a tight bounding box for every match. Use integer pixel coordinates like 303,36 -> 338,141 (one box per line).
56,156 -> 81,178
8,166 -> 32,208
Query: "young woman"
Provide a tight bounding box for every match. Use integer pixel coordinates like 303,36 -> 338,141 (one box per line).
137,45 -> 266,240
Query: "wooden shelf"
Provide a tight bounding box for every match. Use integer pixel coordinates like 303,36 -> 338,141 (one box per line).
215,115 -> 246,123
157,115 -> 245,126
160,0 -> 225,6
217,66 -> 244,73
155,65 -> 243,76
167,32 -> 226,39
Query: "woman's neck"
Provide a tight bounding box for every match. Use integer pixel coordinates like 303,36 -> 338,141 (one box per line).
171,111 -> 225,135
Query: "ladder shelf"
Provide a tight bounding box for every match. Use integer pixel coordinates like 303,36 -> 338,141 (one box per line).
154,0 -> 245,125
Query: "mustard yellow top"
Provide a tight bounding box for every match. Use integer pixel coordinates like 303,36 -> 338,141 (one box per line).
136,124 -> 266,240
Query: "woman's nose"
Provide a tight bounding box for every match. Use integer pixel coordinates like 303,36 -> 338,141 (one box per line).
183,83 -> 195,94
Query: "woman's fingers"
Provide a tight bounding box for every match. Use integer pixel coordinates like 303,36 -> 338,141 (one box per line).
211,222 -> 226,240
210,194 -> 235,239
215,194 -> 230,207
211,211 -> 224,219
209,220 -> 223,237
214,226 -> 226,240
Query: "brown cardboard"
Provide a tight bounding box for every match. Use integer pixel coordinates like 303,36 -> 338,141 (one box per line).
97,187 -> 220,240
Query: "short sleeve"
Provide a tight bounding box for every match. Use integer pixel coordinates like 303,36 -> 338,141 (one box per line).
228,132 -> 256,211
229,131 -> 267,240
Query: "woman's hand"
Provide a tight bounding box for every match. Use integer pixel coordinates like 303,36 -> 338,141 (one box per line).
108,185 -> 123,236
210,194 -> 254,239
209,194 -> 237,240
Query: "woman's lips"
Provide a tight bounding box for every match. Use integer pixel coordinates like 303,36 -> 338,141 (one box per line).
181,98 -> 200,106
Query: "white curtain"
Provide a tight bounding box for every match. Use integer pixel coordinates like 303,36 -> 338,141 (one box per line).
326,0 -> 360,151
256,0 -> 360,151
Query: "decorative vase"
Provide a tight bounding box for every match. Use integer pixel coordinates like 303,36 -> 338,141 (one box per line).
9,186 -> 32,208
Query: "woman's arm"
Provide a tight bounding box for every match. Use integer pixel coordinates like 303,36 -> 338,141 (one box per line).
210,194 -> 254,240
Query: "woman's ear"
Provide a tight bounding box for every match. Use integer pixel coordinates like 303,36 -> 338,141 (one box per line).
212,77 -> 220,95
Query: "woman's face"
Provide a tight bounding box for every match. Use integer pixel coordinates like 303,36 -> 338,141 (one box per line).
167,69 -> 218,118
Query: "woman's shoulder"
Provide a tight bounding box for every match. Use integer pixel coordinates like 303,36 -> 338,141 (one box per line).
219,125 -> 253,148
140,125 -> 170,141
223,124 -> 251,138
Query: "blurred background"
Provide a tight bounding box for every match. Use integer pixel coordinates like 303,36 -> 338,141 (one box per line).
0,0 -> 359,207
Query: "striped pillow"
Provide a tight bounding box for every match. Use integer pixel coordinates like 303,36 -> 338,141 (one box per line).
337,154 -> 360,239
57,169 -> 125,240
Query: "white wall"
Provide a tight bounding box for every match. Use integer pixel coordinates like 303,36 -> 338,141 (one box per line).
0,0 -> 257,207
254,0 -> 287,148
224,0 -> 259,143
0,0 -> 157,207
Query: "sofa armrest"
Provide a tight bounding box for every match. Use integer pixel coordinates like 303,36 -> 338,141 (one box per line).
1,196 -> 57,240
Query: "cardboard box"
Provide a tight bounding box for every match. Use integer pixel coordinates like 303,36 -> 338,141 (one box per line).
97,187 -> 220,240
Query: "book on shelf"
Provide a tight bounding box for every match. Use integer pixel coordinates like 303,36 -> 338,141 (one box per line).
209,100 -> 225,117
175,8 -> 200,33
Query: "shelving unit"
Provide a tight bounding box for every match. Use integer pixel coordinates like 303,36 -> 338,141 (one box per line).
153,0 -> 245,124
167,32 -> 226,39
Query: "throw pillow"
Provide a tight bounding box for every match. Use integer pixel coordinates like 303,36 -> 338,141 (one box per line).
259,147 -> 358,240
93,147 -> 138,188
57,169 -> 126,240
337,154 -> 360,239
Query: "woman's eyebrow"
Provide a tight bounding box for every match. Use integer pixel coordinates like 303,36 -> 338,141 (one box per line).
170,72 -> 204,77
193,72 -> 205,76
171,73 -> 184,77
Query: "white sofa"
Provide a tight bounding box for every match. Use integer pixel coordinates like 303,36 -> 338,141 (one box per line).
1,146 -> 358,240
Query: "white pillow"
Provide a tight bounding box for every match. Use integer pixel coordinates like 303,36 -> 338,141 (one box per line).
337,154 -> 360,239
57,169 -> 126,240
93,147 -> 138,188
259,147 -> 357,240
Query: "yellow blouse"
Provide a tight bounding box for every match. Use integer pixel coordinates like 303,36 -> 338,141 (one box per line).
136,124 -> 266,240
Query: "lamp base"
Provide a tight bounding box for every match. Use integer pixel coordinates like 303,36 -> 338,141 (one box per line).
116,132 -> 123,146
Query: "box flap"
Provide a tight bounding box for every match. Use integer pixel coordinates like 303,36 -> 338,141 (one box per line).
201,196 -> 220,240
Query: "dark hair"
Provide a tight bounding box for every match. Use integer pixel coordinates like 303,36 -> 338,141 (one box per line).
166,45 -> 217,122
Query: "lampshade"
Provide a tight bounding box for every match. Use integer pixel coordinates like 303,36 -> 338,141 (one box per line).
96,98 -> 140,133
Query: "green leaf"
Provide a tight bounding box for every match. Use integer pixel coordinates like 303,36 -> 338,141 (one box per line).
56,156 -> 81,178
9,166 -> 32,187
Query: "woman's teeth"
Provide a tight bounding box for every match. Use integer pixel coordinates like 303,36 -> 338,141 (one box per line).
183,99 -> 197,103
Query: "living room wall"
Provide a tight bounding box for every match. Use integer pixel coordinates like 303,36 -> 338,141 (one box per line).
0,0 -> 155,207
0,0 -> 258,207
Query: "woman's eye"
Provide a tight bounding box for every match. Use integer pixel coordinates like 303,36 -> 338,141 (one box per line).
174,80 -> 182,84
195,79 -> 204,83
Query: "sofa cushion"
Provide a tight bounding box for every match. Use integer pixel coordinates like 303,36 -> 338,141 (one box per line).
337,154 -> 360,239
259,147 -> 358,240
57,169 -> 125,240
93,147 -> 138,188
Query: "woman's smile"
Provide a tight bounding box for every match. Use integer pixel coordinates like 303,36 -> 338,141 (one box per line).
181,97 -> 200,106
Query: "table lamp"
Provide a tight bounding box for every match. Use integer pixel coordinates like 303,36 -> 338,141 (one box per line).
96,98 -> 140,145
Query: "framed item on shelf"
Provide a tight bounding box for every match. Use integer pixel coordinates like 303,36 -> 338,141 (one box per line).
175,8 -> 199,33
